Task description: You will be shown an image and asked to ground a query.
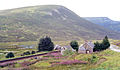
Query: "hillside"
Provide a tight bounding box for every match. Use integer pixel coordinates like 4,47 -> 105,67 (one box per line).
0,5 -> 120,42
84,17 -> 120,32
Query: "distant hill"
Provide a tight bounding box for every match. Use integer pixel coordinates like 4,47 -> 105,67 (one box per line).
0,5 -> 120,42
84,17 -> 120,32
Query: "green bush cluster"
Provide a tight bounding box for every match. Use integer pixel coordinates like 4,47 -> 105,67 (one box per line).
38,36 -> 54,52
21,51 -> 36,56
93,36 -> 110,52
31,51 -> 35,54
23,51 -> 31,55
70,40 -> 79,51
6,52 -> 14,58
88,55 -> 98,64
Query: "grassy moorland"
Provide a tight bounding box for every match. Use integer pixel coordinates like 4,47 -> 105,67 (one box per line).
0,39 -> 113,60
1,49 -> 120,70
0,39 -> 119,70
27,50 -> 120,70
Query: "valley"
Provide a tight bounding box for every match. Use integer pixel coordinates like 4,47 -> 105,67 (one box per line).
0,5 -> 120,70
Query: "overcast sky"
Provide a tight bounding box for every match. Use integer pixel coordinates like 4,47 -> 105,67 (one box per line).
0,0 -> 120,21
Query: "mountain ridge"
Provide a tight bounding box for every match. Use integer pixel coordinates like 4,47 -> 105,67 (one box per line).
84,17 -> 120,32
0,5 -> 120,42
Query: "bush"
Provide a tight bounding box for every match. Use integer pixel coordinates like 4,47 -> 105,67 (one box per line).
31,51 -> 35,54
38,36 -> 54,51
70,40 -> 79,51
63,50 -> 75,56
93,36 -> 110,52
89,55 -> 98,64
23,51 -> 31,55
93,41 -> 102,52
6,52 -> 14,58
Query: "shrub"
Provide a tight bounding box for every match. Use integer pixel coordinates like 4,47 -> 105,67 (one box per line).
89,55 -> 98,64
23,51 -> 31,55
21,54 -> 24,56
31,51 -> 35,54
38,36 -> 54,51
93,41 -> 102,52
70,40 -> 79,51
93,36 -> 110,52
63,50 -> 75,56
6,52 -> 14,58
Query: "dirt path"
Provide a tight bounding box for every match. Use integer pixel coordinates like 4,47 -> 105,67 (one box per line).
109,44 -> 120,52
96,58 -> 106,65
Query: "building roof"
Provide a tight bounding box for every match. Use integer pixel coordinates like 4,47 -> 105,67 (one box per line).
79,42 -> 94,51
63,46 -> 76,51
79,44 -> 86,51
54,45 -> 61,50
87,42 -> 94,48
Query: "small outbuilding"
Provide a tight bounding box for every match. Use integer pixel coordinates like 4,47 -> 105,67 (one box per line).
61,46 -> 76,51
54,45 -> 61,51
54,45 -> 75,55
61,46 -> 76,55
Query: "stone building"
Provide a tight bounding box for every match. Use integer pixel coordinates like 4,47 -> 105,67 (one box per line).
78,41 -> 94,54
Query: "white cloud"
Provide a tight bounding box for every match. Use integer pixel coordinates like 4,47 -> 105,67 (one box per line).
0,0 -> 120,21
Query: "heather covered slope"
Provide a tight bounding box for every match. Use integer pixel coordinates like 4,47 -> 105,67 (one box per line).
0,5 -> 120,42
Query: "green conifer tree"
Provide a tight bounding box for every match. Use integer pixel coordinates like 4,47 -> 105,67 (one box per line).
102,35 -> 110,50
70,40 -> 79,51
38,36 -> 54,51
